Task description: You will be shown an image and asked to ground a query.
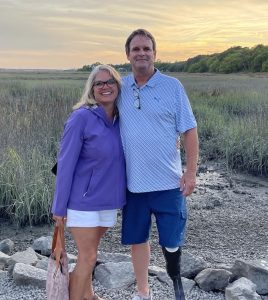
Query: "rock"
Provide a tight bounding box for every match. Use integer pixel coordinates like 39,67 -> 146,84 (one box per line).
216,263 -> 236,281
215,263 -> 233,272
13,262 -> 47,288
0,238 -> 14,255
67,253 -> 77,264
148,265 -> 196,293
225,277 -> 261,300
195,268 -> 232,291
94,262 -> 135,289
35,252 -> 47,260
231,258 -> 268,294
149,265 -> 171,284
7,247 -> 39,273
32,236 -> 52,256
181,250 -> 209,279
35,257 -> 49,270
97,251 -> 131,264
0,251 -> 10,270
68,263 -> 76,273
182,277 -> 196,293
149,265 -> 166,276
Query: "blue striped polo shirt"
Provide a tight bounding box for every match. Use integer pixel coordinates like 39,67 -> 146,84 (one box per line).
117,69 -> 197,193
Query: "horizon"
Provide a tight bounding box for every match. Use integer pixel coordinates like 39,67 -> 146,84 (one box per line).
1,0 -> 268,69
0,43 -> 266,71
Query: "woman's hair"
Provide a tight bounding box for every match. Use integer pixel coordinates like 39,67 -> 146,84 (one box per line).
73,64 -> 121,110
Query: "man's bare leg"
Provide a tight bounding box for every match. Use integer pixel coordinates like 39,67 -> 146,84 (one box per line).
131,242 -> 151,298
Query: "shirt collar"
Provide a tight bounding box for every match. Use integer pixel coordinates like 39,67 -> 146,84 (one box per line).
129,68 -> 160,88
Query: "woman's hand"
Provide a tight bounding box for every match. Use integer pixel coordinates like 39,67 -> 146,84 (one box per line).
52,215 -> 66,227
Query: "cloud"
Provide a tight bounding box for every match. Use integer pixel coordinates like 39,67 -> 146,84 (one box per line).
0,0 -> 268,68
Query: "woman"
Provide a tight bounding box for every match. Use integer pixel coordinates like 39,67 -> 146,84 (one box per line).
52,65 -> 126,300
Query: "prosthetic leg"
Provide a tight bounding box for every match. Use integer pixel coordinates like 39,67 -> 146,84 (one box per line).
162,247 -> 185,300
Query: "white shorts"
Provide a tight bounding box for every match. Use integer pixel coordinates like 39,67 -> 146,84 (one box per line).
66,209 -> 117,227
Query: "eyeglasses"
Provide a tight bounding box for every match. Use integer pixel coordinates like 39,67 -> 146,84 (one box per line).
93,78 -> 117,89
133,87 -> 141,109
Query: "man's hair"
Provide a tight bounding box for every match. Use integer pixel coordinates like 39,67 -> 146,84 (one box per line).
125,29 -> 156,55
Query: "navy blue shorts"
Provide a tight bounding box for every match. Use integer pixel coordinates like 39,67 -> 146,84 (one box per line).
121,189 -> 187,247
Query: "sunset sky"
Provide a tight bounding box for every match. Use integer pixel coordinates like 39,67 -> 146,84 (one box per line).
1,0 -> 268,69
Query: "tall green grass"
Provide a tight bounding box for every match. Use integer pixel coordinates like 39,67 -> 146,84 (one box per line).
175,73 -> 268,176
0,73 -> 83,225
0,71 -> 267,225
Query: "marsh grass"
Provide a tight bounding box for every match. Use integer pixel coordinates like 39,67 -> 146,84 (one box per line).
0,72 -> 84,225
0,71 -> 267,225
176,73 -> 268,176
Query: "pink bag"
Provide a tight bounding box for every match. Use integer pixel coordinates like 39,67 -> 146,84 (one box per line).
46,224 -> 69,300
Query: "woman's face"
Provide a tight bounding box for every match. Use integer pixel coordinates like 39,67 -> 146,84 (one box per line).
93,70 -> 119,106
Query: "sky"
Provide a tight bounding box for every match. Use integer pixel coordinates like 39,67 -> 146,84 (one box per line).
1,0 -> 268,69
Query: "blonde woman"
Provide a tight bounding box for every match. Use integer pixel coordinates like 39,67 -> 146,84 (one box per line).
52,65 -> 126,300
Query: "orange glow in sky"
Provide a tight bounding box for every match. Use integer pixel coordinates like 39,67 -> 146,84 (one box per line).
1,0 -> 268,69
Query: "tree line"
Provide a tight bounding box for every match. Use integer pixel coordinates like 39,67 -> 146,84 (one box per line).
78,44 -> 268,73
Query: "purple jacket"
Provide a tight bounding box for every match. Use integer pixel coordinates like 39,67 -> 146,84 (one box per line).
52,106 -> 126,216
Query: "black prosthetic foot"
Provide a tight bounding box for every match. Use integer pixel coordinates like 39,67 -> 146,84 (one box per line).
162,247 -> 185,300
172,275 -> 185,300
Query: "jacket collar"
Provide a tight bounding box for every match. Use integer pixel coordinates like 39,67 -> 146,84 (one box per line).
82,105 -> 117,127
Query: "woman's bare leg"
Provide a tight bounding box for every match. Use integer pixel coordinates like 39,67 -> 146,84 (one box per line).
69,227 -> 108,300
83,227 -> 108,300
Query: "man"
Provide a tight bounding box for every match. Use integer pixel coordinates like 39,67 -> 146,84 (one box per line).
117,29 -> 199,300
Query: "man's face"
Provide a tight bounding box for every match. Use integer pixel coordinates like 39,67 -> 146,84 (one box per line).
127,35 -> 156,74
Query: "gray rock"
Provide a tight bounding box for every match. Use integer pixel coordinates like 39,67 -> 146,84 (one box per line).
232,258 -> 268,294
7,247 -> 38,273
32,236 -> 52,256
195,268 -> 232,291
181,250 -> 209,278
35,252 -> 47,260
13,263 -> 47,288
149,265 -> 171,284
182,277 -> 196,293
216,263 -> 236,282
215,263 -> 233,272
225,277 -> 262,300
97,251 -> 131,264
0,251 -> 10,269
67,253 -> 77,264
149,265 -> 167,276
94,262 -> 135,289
68,263 -> 76,273
149,265 -> 195,293
35,257 -> 49,270
0,239 -> 14,255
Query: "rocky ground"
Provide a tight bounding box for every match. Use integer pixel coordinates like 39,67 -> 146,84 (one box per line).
0,162 -> 268,299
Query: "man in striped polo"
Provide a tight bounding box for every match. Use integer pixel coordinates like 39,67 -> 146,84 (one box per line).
117,29 -> 199,300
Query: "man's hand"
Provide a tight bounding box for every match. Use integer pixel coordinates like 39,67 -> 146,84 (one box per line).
180,170 -> 196,196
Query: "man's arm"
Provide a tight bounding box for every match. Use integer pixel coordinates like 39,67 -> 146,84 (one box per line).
180,127 -> 199,196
